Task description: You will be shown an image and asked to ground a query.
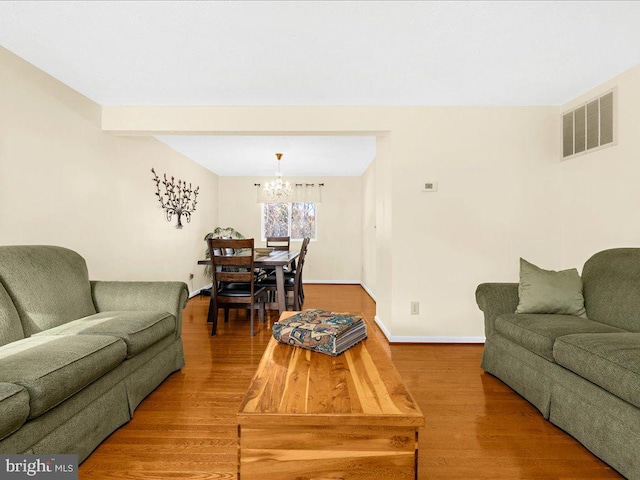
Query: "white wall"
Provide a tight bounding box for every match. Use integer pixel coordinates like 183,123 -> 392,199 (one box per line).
559,64 -> 640,270
13,44 -> 631,340
389,108 -> 561,339
0,47 -> 218,294
374,135 -> 394,336
361,159 -> 377,298
99,99 -> 564,341
216,176 -> 362,283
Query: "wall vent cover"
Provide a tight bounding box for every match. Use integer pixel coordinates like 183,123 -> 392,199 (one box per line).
562,88 -> 616,160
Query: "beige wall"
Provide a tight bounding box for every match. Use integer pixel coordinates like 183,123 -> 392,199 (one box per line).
559,64 -> 640,270
0,47 -> 218,294
102,105 -> 561,340
361,159 -> 376,298
216,176 -> 362,282
11,44 -> 637,340
389,108 -> 561,338
374,135 -> 394,335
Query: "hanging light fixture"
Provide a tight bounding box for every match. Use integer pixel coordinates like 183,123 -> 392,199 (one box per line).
261,153 -> 293,203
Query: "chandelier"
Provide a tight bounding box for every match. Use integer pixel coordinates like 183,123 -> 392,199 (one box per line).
262,153 -> 293,203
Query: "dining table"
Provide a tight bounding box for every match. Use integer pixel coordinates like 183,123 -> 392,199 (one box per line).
198,249 -> 300,316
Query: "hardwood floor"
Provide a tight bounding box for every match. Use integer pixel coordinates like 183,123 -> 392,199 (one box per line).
79,284 -> 621,479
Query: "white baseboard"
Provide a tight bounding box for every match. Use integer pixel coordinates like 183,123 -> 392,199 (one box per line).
303,280 -> 361,284
388,335 -> 486,344
373,316 -> 484,343
374,315 -> 392,341
360,283 -> 376,302
189,283 -> 212,298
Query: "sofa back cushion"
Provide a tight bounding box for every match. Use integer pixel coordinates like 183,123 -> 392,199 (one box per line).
0,246 -> 96,336
0,282 -> 24,346
582,248 -> 640,332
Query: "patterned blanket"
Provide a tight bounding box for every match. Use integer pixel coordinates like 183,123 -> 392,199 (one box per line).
272,309 -> 368,356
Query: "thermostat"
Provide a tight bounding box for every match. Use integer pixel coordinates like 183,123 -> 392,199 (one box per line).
422,181 -> 438,192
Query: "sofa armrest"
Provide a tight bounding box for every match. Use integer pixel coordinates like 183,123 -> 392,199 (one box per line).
90,281 -> 189,339
475,283 -> 519,338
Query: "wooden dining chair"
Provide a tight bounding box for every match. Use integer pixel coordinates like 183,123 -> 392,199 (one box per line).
263,236 -> 291,276
257,237 -> 309,311
207,238 -> 266,336
266,236 -> 290,251
285,237 -> 310,303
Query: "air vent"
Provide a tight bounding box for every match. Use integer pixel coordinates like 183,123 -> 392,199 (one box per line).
562,89 -> 616,160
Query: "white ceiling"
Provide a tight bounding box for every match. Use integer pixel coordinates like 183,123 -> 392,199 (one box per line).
2,1 -> 640,176
156,136 -> 377,177
2,1 -> 640,107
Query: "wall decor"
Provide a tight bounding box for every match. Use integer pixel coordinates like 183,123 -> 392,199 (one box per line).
151,168 -> 199,228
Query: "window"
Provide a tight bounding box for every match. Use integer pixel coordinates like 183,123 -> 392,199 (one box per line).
262,202 -> 317,240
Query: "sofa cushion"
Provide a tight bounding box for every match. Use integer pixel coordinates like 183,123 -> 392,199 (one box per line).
0,246 -> 97,336
35,311 -> 176,358
554,333 -> 640,409
582,248 -> 640,332
495,313 -> 625,362
0,383 -> 29,440
516,258 -> 586,317
0,282 -> 24,347
0,335 -> 126,418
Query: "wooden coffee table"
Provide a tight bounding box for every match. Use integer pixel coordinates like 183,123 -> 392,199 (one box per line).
238,312 -> 424,480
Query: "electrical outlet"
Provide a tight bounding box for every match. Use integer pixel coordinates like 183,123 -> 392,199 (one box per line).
410,302 -> 419,315
188,273 -> 194,280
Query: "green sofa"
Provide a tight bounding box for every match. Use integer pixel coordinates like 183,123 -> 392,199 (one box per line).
0,245 -> 187,462
476,248 -> 640,479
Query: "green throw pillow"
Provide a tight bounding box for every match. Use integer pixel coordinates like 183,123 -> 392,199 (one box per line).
516,258 -> 587,318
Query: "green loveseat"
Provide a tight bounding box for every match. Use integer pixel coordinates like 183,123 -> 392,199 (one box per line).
476,248 -> 640,479
0,245 -> 187,462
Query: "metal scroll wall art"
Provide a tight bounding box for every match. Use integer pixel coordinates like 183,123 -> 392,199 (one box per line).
151,168 -> 199,229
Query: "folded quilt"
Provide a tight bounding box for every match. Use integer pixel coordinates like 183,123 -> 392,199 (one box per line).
272,309 -> 368,356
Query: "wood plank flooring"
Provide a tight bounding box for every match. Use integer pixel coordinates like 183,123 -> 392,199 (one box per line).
79,284 -> 622,479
